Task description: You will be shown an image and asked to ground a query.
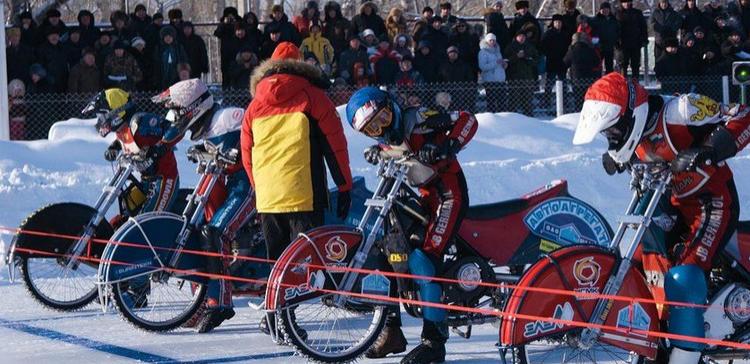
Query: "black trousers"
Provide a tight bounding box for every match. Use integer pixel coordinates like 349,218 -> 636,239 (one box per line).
261,210 -> 324,260
616,47 -> 642,79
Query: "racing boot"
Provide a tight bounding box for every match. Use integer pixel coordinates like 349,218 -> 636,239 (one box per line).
668,348 -> 702,364
201,225 -> 223,277
401,320 -> 448,364
366,311 -> 407,358
195,298 -> 235,333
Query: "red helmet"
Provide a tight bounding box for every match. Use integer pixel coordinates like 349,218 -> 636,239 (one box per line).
573,72 -> 649,163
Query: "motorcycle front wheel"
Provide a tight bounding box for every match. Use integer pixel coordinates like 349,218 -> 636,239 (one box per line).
278,294 -> 387,363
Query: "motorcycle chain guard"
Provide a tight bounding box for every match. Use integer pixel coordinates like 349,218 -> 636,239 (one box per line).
265,225 -> 396,311
500,245 -> 659,360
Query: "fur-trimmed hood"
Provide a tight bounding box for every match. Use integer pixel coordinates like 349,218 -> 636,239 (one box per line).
250,59 -> 331,99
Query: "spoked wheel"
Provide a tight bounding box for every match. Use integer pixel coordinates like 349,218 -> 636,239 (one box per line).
19,257 -> 99,311
279,294 -> 387,362
518,330 -> 643,364
111,273 -> 206,332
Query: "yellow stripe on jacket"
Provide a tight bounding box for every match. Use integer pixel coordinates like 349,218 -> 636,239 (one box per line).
251,111 -> 313,213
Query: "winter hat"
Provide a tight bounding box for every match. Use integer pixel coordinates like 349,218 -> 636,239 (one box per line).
362,29 -> 376,38
422,6 -> 434,13
271,41 -> 302,60
160,25 -> 177,39
484,33 -> 497,42
552,14 -> 564,22
600,2 -> 611,9
45,27 -> 61,37
135,4 -> 147,13
664,38 -> 679,48
447,45 -> 459,54
30,63 -> 47,79
168,8 -> 183,20
46,8 -> 61,18
516,0 -> 530,9
577,14 -> 589,24
620,0 -> 632,3
81,47 -> 96,57
19,11 -> 32,20
223,6 -> 239,18
417,40 -> 432,50
113,40 -> 127,50
565,0 -> 577,8
265,23 -> 281,34
68,26 -> 81,35
131,37 -> 146,48
183,21 -> 194,30
271,4 -> 284,13
307,1 -> 319,10
693,25 -> 705,34
152,12 -> 164,21
440,2 -> 452,9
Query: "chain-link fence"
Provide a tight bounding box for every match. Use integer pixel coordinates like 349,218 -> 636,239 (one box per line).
8,75 -> 737,141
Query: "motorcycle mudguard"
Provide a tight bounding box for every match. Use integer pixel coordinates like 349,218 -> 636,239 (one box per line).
12,203 -> 113,261
99,212 -> 207,285
265,225 -> 394,311
500,245 -> 659,359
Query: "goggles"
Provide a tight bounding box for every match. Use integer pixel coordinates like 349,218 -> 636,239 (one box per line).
353,101 -> 394,138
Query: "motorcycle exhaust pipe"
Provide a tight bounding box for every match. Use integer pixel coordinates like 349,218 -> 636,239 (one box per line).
495,273 -> 520,283
447,314 -> 500,327
703,350 -> 750,361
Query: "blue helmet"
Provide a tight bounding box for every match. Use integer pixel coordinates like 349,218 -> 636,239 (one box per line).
345,87 -> 403,144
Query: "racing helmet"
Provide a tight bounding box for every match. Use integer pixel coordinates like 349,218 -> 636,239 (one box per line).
346,87 -> 403,144
573,72 -> 649,164
152,78 -> 214,141
83,88 -> 134,137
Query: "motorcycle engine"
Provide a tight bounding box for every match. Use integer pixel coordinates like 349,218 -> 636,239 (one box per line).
705,283 -> 750,341
443,256 -> 495,304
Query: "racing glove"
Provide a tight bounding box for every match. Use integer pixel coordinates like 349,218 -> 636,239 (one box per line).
364,145 -> 381,165
417,143 -> 444,164
671,147 -> 714,173
602,152 -> 627,175
104,140 -> 122,162
336,190 -> 351,220
187,144 -> 207,163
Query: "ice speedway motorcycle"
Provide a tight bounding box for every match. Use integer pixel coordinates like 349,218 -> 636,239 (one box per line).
3,126 -> 189,311
261,147 -> 619,363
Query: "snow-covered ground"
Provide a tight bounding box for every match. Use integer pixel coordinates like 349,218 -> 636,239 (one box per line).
1,110 -> 749,363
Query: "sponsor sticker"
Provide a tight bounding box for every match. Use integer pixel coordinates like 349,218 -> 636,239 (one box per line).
361,271 -> 390,296
572,256 -> 602,299
524,197 -> 610,246
616,302 -> 651,337
523,302 -> 574,338
290,255 -> 312,275
539,239 -> 560,253
325,236 -> 347,263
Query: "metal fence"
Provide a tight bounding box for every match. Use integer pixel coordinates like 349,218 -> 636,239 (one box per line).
7,75 -> 735,141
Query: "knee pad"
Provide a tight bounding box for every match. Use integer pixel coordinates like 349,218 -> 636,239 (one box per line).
408,249 -> 446,322
665,264 -> 707,351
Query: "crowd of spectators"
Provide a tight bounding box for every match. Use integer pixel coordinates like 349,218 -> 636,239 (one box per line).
6,0 -> 750,139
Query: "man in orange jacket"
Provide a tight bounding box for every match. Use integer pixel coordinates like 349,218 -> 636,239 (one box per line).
240,42 -> 353,334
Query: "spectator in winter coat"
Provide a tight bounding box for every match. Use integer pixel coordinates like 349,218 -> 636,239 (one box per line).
68,48 -> 101,93
369,40 -> 401,84
301,23 -> 335,75
27,64 -> 52,94
180,22 -> 209,78
561,0 -> 583,40
693,26 -> 722,67
478,33 -> 507,112
542,15 -> 570,81
651,0 -> 693,59
337,36 -> 370,84
215,7 -> 243,88
351,2 -> 387,40
681,33 -> 704,74
564,32 -> 601,109
129,37 -> 151,90
440,46 -> 476,110
655,38 -> 687,93
703,0 -> 725,29
77,10 -> 100,48
576,14 -> 596,39
95,31 -> 114,68
167,8 -> 184,33
65,27 -> 85,68
510,0 -> 542,46
226,23 -> 260,67
230,46 -> 259,89
423,17 -> 450,60
506,31 -> 538,114
323,1 -> 351,43
393,34 -> 414,58
721,30 -> 749,60
144,13 -> 164,54
395,56 -> 424,87
266,5 -> 302,45
128,4 -> 152,38
8,79 -> 27,140
485,1 -> 511,50
651,0 -> 692,59
616,0 -> 649,79
104,41 -> 143,90
414,40 -> 442,83
293,1 -> 321,39
592,2 -> 619,73
413,7 -> 434,44
110,11 -> 133,45
450,20 -> 480,74
728,0 -> 750,36
386,7 -> 408,42
361,29 -> 380,57
36,28 -> 69,92
38,9 -> 67,46
241,41 -> 353,269
152,26 -> 188,90
439,2 -> 460,31
243,12 -> 265,49
260,27 -> 284,61
6,27 -> 34,84
17,11 -> 38,47
680,0 -> 709,38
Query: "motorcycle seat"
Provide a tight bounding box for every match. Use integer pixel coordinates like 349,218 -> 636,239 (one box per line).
465,199 -> 528,220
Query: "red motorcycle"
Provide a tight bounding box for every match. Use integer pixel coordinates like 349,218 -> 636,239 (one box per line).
499,162 -> 750,363
262,150 -> 613,362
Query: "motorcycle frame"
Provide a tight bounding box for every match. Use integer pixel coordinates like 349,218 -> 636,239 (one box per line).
4,156 -> 135,283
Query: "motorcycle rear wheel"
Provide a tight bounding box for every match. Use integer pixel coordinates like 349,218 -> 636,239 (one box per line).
279,295 -> 387,363
517,331 -> 644,364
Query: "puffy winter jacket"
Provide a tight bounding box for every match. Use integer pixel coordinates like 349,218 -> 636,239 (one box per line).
301,32 -> 335,67
478,38 -> 506,82
241,59 -> 352,213
350,2 -> 387,39
651,5 -> 682,47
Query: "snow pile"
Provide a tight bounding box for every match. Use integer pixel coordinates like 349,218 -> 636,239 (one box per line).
1,111 -> 749,238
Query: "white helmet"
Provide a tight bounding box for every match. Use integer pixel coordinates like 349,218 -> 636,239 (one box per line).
152,78 -> 214,140
573,72 -> 649,164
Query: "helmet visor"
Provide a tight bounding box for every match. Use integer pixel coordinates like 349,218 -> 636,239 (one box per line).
353,101 -> 394,138
573,100 -> 622,145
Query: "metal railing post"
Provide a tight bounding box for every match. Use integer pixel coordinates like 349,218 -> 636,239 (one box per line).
555,80 -> 564,117
0,2 -> 10,141
722,76 -> 730,105
643,45 -> 650,85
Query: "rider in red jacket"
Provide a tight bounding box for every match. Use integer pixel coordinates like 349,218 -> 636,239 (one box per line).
346,87 -> 478,364
574,72 -> 750,364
